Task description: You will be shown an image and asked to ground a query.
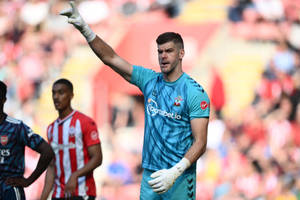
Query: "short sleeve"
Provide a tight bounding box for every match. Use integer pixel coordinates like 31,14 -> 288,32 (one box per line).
130,65 -> 158,92
46,124 -> 53,143
19,122 -> 44,151
82,118 -> 100,147
187,87 -> 210,119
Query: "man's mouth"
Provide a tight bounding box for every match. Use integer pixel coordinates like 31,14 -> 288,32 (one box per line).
161,62 -> 169,67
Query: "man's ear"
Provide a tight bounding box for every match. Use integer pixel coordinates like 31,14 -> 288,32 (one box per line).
179,48 -> 185,60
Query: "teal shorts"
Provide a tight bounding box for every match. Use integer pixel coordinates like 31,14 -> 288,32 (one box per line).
140,168 -> 196,200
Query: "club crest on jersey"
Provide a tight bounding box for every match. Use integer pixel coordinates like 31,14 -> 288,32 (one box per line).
69,126 -> 76,137
200,101 -> 208,110
174,96 -> 183,106
0,136 -> 8,146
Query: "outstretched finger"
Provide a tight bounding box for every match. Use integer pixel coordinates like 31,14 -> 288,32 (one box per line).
59,8 -> 72,17
69,1 -> 79,15
60,1 -> 77,17
69,1 -> 76,10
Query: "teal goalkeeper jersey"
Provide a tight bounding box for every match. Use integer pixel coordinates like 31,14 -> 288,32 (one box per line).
131,65 -> 210,172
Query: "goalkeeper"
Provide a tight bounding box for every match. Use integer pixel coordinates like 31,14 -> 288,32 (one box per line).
60,1 -> 210,199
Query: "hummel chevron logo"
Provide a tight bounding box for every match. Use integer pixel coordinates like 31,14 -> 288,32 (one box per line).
187,178 -> 193,184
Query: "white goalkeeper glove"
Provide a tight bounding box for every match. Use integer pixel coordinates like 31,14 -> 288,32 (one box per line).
148,157 -> 191,194
60,1 -> 96,42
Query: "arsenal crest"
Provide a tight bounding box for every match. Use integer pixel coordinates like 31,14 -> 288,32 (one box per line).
0,135 -> 8,146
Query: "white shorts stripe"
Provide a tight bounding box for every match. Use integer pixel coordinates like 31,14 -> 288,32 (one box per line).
13,187 -> 21,200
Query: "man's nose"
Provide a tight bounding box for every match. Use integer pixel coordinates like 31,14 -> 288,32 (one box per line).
161,52 -> 167,58
52,93 -> 58,100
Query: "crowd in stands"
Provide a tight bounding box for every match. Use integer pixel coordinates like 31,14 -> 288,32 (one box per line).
207,0 -> 300,199
1,0 -> 300,199
228,0 -> 300,47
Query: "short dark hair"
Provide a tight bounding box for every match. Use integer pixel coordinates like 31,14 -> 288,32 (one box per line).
156,32 -> 184,49
0,81 -> 7,100
53,78 -> 73,92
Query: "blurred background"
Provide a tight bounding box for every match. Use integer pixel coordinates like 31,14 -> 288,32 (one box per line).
1,0 -> 300,199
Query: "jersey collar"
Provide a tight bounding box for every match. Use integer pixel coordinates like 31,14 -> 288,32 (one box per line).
0,113 -> 7,125
56,110 -> 76,125
162,72 -> 186,85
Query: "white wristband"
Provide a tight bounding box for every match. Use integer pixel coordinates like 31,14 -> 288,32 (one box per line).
175,157 -> 191,173
81,24 -> 96,43
170,157 -> 191,180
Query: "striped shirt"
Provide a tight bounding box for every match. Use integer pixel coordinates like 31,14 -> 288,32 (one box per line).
47,110 -> 100,198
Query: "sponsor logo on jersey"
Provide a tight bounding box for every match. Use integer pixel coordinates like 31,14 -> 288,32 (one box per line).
174,96 -> 183,106
51,142 -> 76,151
147,98 -> 181,120
200,101 -> 208,110
91,131 -> 98,140
0,149 -> 10,163
0,136 -> 8,146
0,149 -> 10,156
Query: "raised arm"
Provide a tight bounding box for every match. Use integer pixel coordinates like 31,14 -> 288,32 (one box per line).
89,36 -> 133,82
60,1 -> 133,82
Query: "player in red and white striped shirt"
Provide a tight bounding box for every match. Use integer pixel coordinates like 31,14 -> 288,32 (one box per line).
40,79 -> 103,200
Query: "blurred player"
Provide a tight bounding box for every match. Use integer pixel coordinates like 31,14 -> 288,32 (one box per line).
60,2 -> 210,199
40,79 -> 103,200
0,80 -> 54,200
